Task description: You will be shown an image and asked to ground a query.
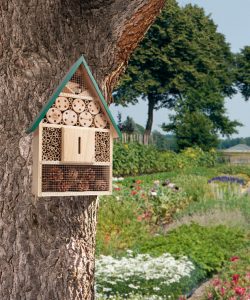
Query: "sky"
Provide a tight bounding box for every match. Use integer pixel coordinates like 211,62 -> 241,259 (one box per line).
110,0 -> 250,138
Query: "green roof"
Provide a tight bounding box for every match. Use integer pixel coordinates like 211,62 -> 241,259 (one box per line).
26,55 -> 121,138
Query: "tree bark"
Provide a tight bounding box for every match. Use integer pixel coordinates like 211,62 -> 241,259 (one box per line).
0,0 -> 164,299
144,94 -> 155,145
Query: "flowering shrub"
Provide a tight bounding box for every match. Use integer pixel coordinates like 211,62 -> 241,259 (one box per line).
147,187 -> 191,224
96,251 -> 203,299
113,177 -> 190,225
204,250 -> 250,300
113,143 -> 218,176
181,147 -> 217,167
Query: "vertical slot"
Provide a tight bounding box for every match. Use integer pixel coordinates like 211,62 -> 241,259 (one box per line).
78,137 -> 81,154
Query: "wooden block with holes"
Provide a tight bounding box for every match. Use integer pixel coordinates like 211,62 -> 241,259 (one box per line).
27,55 -> 121,197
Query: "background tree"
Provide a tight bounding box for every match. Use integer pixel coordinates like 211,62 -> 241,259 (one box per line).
117,111 -> 123,131
114,0 -> 236,140
152,130 -> 177,151
235,46 -> 250,100
163,79 -> 241,150
121,116 -> 136,134
164,110 -> 218,151
0,1 -> 165,299
218,137 -> 250,149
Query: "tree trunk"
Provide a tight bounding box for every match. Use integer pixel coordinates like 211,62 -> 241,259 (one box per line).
144,94 -> 155,145
0,0 -> 164,299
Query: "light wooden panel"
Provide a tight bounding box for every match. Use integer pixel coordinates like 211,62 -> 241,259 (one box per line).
62,127 -> 95,163
59,92 -> 94,101
41,191 -> 112,197
32,128 -> 42,196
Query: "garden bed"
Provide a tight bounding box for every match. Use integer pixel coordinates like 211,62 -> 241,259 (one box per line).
96,163 -> 250,299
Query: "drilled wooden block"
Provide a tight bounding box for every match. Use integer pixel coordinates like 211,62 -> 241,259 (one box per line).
95,132 -> 110,162
42,127 -> 61,161
42,79 -> 109,129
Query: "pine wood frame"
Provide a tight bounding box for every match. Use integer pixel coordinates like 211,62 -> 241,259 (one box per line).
32,123 -> 113,197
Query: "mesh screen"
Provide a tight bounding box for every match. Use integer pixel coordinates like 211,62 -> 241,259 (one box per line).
70,65 -> 88,92
42,164 -> 110,192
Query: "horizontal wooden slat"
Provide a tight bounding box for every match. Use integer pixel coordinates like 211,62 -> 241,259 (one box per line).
59,92 -> 94,100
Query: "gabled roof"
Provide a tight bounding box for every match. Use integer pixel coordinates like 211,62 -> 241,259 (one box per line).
26,55 -> 121,138
222,144 -> 250,152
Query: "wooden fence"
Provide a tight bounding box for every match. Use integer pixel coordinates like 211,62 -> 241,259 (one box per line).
115,133 -> 154,145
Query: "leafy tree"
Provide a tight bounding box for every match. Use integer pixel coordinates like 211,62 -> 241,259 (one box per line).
121,116 -> 136,134
152,130 -> 178,151
117,111 -> 123,130
235,46 -> 250,100
163,79 -> 241,150
218,137 -> 250,149
114,0 -> 236,138
164,110 -> 219,151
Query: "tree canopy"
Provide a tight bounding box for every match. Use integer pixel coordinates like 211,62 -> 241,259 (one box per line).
235,46 -> 250,100
114,0 -> 237,140
162,78 -> 241,150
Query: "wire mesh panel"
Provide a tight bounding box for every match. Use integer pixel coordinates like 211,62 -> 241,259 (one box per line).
95,131 -> 110,162
42,127 -> 61,161
70,65 -> 88,92
42,165 -> 110,193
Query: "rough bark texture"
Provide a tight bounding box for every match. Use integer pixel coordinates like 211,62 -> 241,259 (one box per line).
0,0 -> 164,299
144,95 -> 155,144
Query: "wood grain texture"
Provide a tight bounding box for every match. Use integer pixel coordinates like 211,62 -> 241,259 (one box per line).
62,127 -> 95,163
0,0 -> 164,299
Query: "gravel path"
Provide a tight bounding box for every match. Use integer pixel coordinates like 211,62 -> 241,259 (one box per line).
188,280 -> 212,300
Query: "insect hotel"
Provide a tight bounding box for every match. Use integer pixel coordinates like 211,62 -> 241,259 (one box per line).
27,56 -> 121,197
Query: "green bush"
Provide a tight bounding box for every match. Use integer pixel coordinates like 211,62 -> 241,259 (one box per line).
133,223 -> 247,276
113,143 -> 218,176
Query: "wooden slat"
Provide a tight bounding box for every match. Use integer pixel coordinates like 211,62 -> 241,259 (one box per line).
59,92 -> 94,101
32,128 -> 42,196
41,191 -> 112,197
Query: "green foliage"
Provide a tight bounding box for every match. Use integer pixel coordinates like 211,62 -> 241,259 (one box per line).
164,111 -> 218,150
96,195 -> 151,256
235,46 -> 250,100
113,143 -> 161,176
120,116 -> 136,134
97,169 -> 208,255
152,131 -> 178,151
175,185 -> 250,226
134,224 -> 247,276
217,164 -> 250,178
114,0 -> 237,137
113,143 -> 218,176
218,137 -> 250,149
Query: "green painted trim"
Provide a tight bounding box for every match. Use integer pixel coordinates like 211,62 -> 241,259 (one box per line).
26,55 -> 121,139
26,57 -> 84,134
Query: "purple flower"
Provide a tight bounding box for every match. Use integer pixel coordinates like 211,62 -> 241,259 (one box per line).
208,176 -> 245,185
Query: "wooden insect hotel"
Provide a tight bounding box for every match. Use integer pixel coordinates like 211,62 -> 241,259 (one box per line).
27,56 -> 121,197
